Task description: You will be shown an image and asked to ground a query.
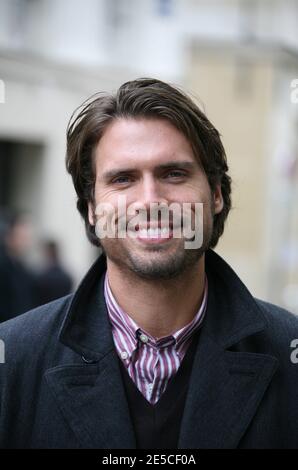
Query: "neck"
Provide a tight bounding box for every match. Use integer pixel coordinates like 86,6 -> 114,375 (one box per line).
106,255 -> 206,339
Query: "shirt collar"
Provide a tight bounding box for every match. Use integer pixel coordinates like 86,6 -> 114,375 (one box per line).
104,271 -> 208,353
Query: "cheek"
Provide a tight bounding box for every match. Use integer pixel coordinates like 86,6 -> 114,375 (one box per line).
94,183 -> 115,204
176,187 -> 211,207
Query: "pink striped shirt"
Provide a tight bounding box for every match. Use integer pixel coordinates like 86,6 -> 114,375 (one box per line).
104,273 -> 208,405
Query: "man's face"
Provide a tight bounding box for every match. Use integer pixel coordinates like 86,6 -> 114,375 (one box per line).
88,118 -> 223,280
6,219 -> 33,257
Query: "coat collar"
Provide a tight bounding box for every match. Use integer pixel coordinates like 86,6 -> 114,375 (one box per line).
204,249 -> 269,347
46,249 -> 278,449
58,251 -> 111,361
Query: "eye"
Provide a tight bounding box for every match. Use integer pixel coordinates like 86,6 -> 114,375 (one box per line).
111,175 -> 132,184
164,170 -> 187,179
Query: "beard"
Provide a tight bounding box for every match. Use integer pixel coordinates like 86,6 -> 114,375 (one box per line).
96,205 -> 214,281
120,243 -> 208,280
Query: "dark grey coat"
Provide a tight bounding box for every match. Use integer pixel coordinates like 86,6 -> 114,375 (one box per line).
0,249 -> 298,449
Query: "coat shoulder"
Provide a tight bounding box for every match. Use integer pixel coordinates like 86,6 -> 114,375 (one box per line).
0,295 -> 73,360
255,298 -> 298,349
255,298 -> 298,328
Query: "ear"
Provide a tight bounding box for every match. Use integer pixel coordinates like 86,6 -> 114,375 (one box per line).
213,184 -> 224,215
88,202 -> 95,226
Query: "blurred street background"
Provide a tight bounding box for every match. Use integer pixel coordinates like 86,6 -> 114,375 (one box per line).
0,0 -> 298,319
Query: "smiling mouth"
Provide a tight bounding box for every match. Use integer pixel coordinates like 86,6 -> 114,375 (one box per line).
126,223 -> 176,243
138,226 -> 172,238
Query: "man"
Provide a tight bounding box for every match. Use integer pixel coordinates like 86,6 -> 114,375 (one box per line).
0,210 -> 38,323
36,239 -> 73,306
0,78 -> 297,449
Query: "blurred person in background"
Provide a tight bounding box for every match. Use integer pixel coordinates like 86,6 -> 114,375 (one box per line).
0,79 -> 298,449
0,209 -> 38,323
36,239 -> 73,306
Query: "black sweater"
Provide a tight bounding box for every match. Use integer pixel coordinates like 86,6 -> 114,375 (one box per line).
118,330 -> 200,449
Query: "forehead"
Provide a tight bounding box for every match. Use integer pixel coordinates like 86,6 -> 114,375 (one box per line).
94,117 -> 197,170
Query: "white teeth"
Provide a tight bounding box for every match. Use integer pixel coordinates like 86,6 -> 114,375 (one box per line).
139,228 -> 170,238
146,228 -> 159,237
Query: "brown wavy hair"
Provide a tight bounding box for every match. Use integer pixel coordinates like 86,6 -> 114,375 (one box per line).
66,78 -> 232,248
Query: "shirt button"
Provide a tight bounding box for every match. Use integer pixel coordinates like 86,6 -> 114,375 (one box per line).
140,333 -> 149,343
120,351 -> 128,360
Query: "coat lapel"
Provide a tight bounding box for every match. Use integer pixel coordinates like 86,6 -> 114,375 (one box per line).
178,330 -> 278,448
45,351 -> 136,449
178,250 -> 279,448
45,254 -> 136,448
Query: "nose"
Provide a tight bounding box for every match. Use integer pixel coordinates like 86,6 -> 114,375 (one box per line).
130,175 -> 168,220
138,175 -> 168,205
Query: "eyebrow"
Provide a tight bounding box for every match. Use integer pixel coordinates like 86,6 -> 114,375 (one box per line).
101,161 -> 197,182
